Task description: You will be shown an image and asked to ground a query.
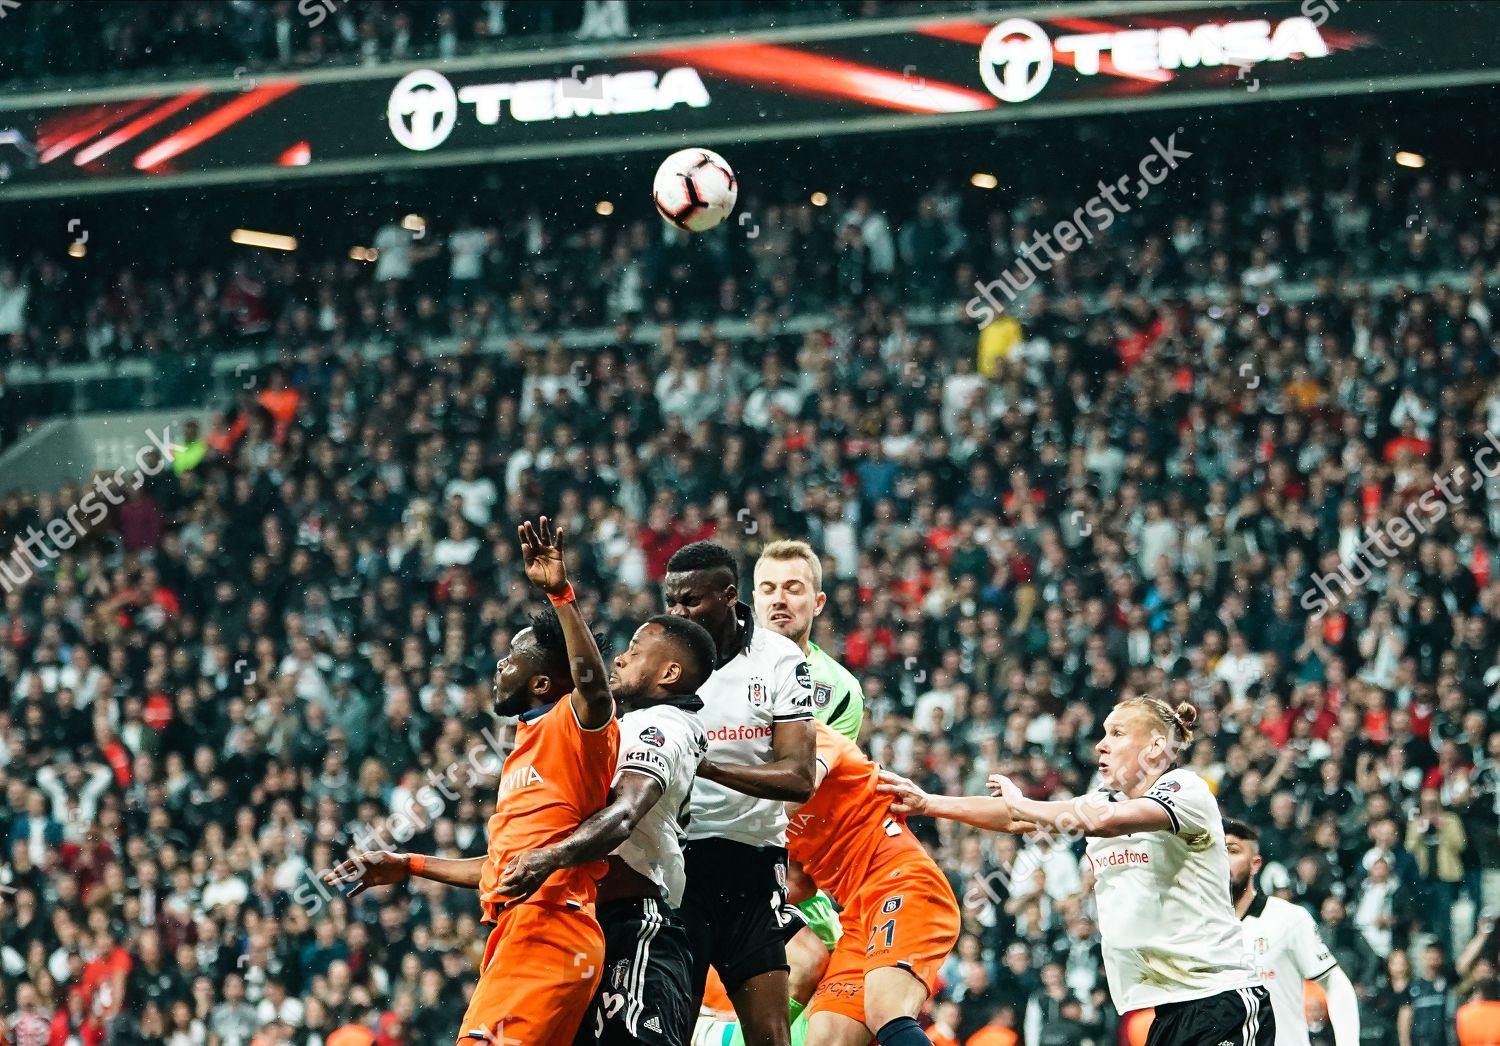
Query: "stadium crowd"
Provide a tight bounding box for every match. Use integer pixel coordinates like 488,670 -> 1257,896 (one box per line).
0,0 -> 953,87
3,116 -> 1500,1046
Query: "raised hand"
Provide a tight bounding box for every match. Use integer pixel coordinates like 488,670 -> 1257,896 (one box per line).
322,851 -> 410,897
518,517 -> 569,596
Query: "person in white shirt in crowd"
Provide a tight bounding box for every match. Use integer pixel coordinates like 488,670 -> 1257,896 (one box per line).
446,214 -> 491,303
1215,632 -> 1267,701
444,454 -> 499,527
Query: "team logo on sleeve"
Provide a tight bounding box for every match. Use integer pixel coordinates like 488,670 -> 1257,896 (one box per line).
813,682 -> 833,708
1157,780 -> 1181,792
795,662 -> 812,690
882,896 -> 904,914
638,726 -> 666,747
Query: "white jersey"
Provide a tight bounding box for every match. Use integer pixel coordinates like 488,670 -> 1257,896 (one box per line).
1086,767 -> 1260,1011
688,605 -> 814,847
1240,893 -> 1337,1046
612,700 -> 707,908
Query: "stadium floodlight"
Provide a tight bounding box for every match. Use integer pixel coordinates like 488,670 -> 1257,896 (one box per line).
231,229 -> 298,251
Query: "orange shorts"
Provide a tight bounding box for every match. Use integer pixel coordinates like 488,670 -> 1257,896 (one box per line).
701,967 -> 734,1016
807,855 -> 960,1025
456,902 -> 604,1046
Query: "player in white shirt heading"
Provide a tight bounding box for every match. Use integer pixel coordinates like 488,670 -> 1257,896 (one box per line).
879,696 -> 1273,1046
666,540 -> 816,1046
1224,819 -> 1361,1046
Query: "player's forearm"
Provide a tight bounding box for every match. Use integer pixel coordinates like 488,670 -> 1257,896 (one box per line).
553,598 -> 611,711
1007,792 -> 1162,838
405,854 -> 486,889
548,801 -> 639,868
700,758 -> 814,802
1318,967 -> 1361,1046
924,793 -> 1021,832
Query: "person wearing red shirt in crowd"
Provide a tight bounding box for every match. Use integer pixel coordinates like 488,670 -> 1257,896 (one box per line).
1383,418 -> 1432,464
640,504 -> 717,582
256,371 -> 302,446
47,987 -> 106,1046
925,507 -> 958,565
842,607 -> 895,673
1257,694 -> 1296,748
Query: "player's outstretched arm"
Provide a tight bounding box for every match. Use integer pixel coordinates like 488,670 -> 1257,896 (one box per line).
699,717 -> 815,802
986,774 -> 1170,838
496,772 -> 665,900
518,516 -> 612,730
877,770 -> 1029,832
1316,965 -> 1361,1046
323,851 -> 486,894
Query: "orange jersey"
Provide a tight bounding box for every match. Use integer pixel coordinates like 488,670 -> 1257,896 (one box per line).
477,697 -> 619,921
786,721 -> 923,905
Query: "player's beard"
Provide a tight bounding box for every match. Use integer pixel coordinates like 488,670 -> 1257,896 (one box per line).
610,678 -> 648,711
1229,871 -> 1252,903
492,684 -> 534,718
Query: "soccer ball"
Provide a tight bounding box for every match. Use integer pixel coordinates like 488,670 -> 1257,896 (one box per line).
652,148 -> 738,232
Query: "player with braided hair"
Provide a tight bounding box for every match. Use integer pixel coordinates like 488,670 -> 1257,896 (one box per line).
879,696 -> 1274,1046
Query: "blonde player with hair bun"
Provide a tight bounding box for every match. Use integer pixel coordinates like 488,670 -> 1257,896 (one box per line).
879,696 -> 1275,1046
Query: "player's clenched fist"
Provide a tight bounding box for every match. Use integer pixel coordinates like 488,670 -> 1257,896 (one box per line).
322,851 -> 410,897
875,769 -> 931,815
496,847 -> 563,900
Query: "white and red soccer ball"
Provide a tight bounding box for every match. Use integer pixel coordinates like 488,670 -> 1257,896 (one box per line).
652,148 -> 738,232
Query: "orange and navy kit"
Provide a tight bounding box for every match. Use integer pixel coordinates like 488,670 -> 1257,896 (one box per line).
458,697 -> 619,1046
786,722 -> 961,1024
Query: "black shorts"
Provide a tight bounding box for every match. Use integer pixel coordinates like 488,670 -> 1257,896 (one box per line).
680,838 -> 806,1002
575,897 -> 693,1046
1146,986 -> 1275,1046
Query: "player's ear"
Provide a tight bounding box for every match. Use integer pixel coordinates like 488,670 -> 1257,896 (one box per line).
814,591 -> 827,617
1252,854 -> 1263,876
723,582 -> 737,604
659,659 -> 683,689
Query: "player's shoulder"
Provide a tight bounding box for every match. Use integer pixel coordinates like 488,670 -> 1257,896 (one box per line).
812,644 -> 862,690
621,703 -> 701,744
1150,766 -> 1211,798
1264,894 -> 1316,927
751,624 -> 808,665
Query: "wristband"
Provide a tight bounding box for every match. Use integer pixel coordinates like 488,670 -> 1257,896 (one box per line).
548,584 -> 577,607
407,854 -> 425,876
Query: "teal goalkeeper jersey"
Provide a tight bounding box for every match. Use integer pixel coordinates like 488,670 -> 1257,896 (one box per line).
805,641 -> 865,740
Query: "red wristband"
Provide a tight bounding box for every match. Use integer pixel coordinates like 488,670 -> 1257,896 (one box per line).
548,584 -> 577,607
407,854 -> 425,876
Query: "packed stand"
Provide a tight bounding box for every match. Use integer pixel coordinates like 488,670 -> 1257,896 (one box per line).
3,138 -> 1500,1045
0,0 -> 976,87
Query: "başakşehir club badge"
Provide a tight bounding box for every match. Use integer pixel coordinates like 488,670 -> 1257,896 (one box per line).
812,681 -> 833,708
